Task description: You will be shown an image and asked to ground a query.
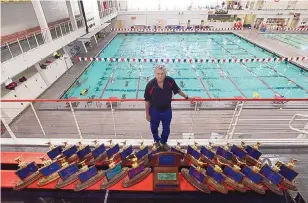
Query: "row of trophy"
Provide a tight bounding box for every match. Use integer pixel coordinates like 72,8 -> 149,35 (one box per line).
181,141 -> 298,195
13,140 -> 298,195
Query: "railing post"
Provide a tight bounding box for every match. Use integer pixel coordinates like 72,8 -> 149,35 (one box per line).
17,38 -> 24,53
34,34 -> 39,47
59,24 -> 64,36
54,28 -> 59,38
227,101 -> 245,140
26,35 -> 32,49
189,101 -> 198,136
69,101 -> 83,139
30,102 -> 46,136
110,102 -> 117,136
6,43 -> 14,58
0,111 -> 17,140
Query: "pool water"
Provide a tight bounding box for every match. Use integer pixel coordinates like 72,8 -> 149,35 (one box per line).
63,33 -> 308,99
263,33 -> 308,50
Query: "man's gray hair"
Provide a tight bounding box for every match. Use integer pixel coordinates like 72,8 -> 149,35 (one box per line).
154,65 -> 167,73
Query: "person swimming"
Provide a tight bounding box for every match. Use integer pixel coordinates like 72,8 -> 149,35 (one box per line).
125,81 -> 128,87
122,94 -> 126,99
180,81 -> 185,88
146,76 -> 150,82
80,88 -> 89,96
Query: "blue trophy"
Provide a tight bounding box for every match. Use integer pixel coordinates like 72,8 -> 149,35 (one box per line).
62,141 -> 78,163
206,165 -> 228,194
184,141 -> 201,166
214,144 -> 233,166
260,163 -> 284,196
76,141 -> 93,162
37,156 -> 62,186
88,140 -> 107,165
275,159 -> 298,191
200,142 -> 215,165
46,141 -> 63,160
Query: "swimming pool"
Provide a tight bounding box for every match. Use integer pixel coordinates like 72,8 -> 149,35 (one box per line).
63,33 -> 308,99
263,33 -> 308,50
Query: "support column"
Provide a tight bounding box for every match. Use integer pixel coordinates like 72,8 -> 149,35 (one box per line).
287,17 -> 293,28
32,1 -> 52,43
35,63 -> 51,86
66,0 -> 78,31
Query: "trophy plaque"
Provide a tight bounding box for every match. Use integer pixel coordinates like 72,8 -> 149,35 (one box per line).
46,141 -> 63,160
122,155 -> 151,188
245,142 -> 262,166
74,162 -> 105,191
119,141 -> 133,161
184,142 -> 201,166
134,142 -> 150,165
100,159 -> 128,189
13,156 -> 42,190
55,158 -> 85,189
152,151 -> 182,191
37,156 -> 62,186
62,141 -> 78,163
214,144 -> 233,166
76,141 -> 92,162
222,164 -> 247,193
181,158 -> 211,193
88,140 -> 107,165
275,159 -> 298,191
230,142 -> 247,164
260,164 -> 284,196
241,164 -> 265,194
200,142 -> 216,165
103,140 -> 121,165
206,165 -> 228,194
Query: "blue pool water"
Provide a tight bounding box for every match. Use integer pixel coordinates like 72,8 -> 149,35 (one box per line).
263,33 -> 308,50
62,33 -> 308,99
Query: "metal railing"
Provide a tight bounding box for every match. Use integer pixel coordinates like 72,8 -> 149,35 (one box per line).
1,98 -> 307,147
1,19 -> 84,63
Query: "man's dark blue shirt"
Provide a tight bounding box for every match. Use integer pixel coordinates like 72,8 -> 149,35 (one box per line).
144,76 -> 180,111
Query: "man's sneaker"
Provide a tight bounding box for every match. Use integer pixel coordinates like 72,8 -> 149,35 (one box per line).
161,143 -> 170,151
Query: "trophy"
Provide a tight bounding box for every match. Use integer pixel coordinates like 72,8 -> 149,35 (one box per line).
46,141 -> 63,160
230,142 -> 247,164
200,142 -> 216,165
240,162 -> 265,194
74,161 -> 105,191
119,140 -> 133,161
148,142 -> 162,163
134,141 -> 150,165
214,143 -> 233,166
275,159 -> 298,191
206,164 -> 228,194
259,163 -> 284,196
37,156 -> 62,186
88,140 -> 107,165
13,156 -> 42,190
55,158 -> 86,189
216,158 -> 247,193
171,141 -> 184,157
244,142 -> 262,166
103,140 -> 121,165
62,141 -> 78,163
184,141 -> 201,166
122,155 -> 151,188
76,141 -> 92,162
100,157 -> 128,189
181,158 -> 211,193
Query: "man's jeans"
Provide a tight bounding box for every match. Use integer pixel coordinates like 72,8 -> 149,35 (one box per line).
149,107 -> 172,144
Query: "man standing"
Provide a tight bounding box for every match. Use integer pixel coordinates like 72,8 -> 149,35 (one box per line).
144,65 -> 191,151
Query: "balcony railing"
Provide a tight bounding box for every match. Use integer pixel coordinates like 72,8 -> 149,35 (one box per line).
1,98 -> 307,147
1,18 -> 84,63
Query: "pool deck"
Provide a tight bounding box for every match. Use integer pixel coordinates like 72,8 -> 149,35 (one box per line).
2,30 -> 308,141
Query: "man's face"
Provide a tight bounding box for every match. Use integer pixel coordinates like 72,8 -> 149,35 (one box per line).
155,68 -> 166,83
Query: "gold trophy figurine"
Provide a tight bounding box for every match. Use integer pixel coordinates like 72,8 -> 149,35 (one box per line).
139,141 -> 145,150
37,156 -> 62,186
108,139 -> 114,148
122,155 -> 152,188
192,141 -> 198,150
13,156 -> 43,190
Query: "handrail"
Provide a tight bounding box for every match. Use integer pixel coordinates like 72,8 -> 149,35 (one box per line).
289,114 -> 308,134
1,98 -> 308,102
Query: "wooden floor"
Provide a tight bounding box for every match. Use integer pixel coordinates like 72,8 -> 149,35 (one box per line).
2,30 -> 308,140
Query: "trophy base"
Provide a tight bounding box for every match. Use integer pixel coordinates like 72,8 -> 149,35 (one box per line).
262,178 -> 283,196
206,176 -> 228,194
245,155 -> 259,166
214,155 -> 233,166
55,169 -> 86,189
37,172 -> 60,186
67,154 -> 79,163
223,176 -> 247,193
280,178 -> 297,191
88,152 -> 107,165
184,154 -> 200,166
242,177 -> 265,194
200,155 -> 215,166
13,171 -> 43,190
122,168 -> 151,188
101,153 -> 121,165
100,167 -> 128,190
181,168 -> 211,193
231,155 -> 246,165
74,170 -> 105,191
